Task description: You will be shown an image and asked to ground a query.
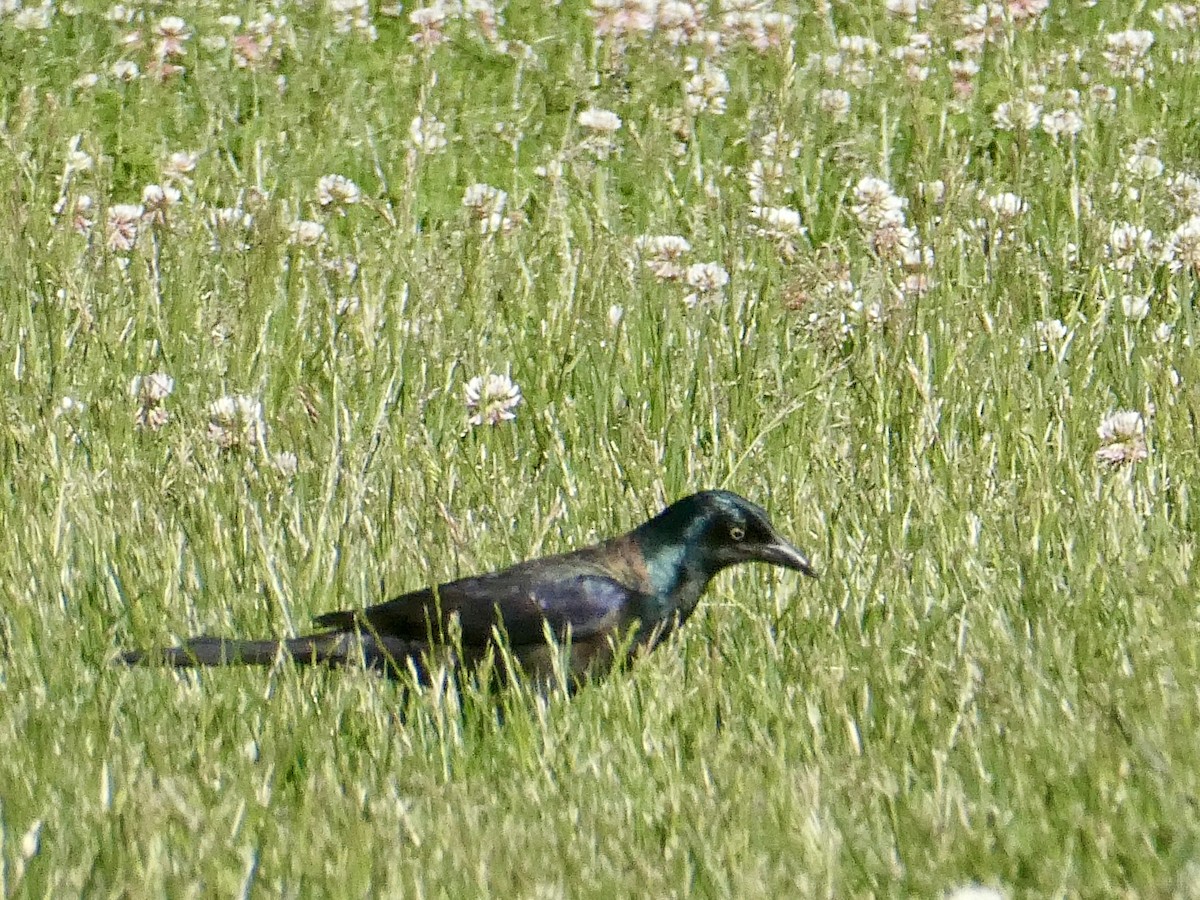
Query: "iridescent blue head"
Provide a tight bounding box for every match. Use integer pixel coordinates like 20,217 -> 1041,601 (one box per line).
635,490 -> 817,580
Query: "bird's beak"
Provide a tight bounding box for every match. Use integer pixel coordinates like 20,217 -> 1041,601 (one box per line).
756,537 -> 818,578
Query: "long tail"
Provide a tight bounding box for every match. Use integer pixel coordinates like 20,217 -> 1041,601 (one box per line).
119,631 -> 429,678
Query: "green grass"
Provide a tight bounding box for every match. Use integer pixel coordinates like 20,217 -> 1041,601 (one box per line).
2,0 -> 1200,895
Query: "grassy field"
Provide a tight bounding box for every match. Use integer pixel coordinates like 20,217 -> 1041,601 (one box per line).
2,0 -> 1200,895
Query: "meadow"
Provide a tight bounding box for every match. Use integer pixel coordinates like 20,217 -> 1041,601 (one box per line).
2,0 -> 1199,895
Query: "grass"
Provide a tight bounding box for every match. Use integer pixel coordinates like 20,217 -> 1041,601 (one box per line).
2,0 -> 1199,895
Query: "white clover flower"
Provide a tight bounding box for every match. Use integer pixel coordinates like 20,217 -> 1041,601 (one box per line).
1041,108 -> 1083,140
1108,223 -> 1154,271
66,146 -> 94,174
1009,0 -> 1049,21
957,2 -> 1005,52
591,0 -> 654,39
212,206 -> 248,230
13,4 -> 53,29
633,234 -> 691,255
1105,29 -> 1156,58
986,192 -> 1028,221
106,204 -> 143,251
749,205 -> 805,235
1121,293 -> 1151,321
655,0 -> 701,45
759,129 -> 800,160
288,219 -> 326,246
1167,173 -> 1200,214
949,58 -> 979,91
208,394 -> 266,450
993,100 -> 1043,131
331,0 -> 374,38
577,108 -> 622,133
575,107 -> 624,158
155,16 -> 189,35
684,62 -> 730,116
852,177 -> 906,228
885,0 -> 923,21
1103,29 -> 1155,79
1096,410 -> 1149,467
871,220 -> 920,261
141,183 -> 181,223
316,174 -> 361,208
684,261 -> 729,292
465,374 -> 522,426
839,34 -> 880,56
1154,3 -> 1200,29
273,450 -> 298,477
634,234 -> 692,280
142,183 -> 180,207
746,158 -> 784,205
70,194 -> 95,233
409,115 -> 448,153
900,243 -> 934,272
162,150 -> 198,187
1167,216 -> 1200,271
154,14 -> 191,56
682,261 -> 729,307
748,205 -> 808,260
817,88 -> 851,122
818,51 -> 844,79
891,32 -> 932,81
1126,152 -> 1165,180
722,8 -> 793,52
919,180 -> 946,203
607,304 -> 624,327
111,60 -> 140,82
409,6 -> 448,29
130,372 -> 175,404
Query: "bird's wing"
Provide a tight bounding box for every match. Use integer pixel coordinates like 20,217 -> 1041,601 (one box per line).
313,567 -> 646,648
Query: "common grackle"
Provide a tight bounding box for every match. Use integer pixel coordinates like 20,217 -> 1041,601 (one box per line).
120,490 -> 816,686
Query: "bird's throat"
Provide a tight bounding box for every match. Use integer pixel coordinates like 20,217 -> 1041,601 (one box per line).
643,542 -> 715,623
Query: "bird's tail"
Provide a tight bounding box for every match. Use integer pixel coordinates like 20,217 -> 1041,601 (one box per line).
119,631 -> 407,673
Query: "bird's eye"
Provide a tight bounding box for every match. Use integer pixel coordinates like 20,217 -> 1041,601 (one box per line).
730,526 -> 746,541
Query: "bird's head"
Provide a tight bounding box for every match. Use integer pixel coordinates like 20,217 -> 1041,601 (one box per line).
641,490 -> 818,579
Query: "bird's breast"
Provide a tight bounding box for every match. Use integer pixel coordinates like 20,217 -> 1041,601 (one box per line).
514,633 -> 620,686
513,616 -> 669,687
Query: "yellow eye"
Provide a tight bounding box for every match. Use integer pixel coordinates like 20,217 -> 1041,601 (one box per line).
730,526 -> 746,541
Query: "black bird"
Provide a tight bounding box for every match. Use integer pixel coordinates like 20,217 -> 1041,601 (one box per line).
120,490 -> 816,686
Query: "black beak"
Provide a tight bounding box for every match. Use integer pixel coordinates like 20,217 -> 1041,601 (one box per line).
756,537 -> 818,578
